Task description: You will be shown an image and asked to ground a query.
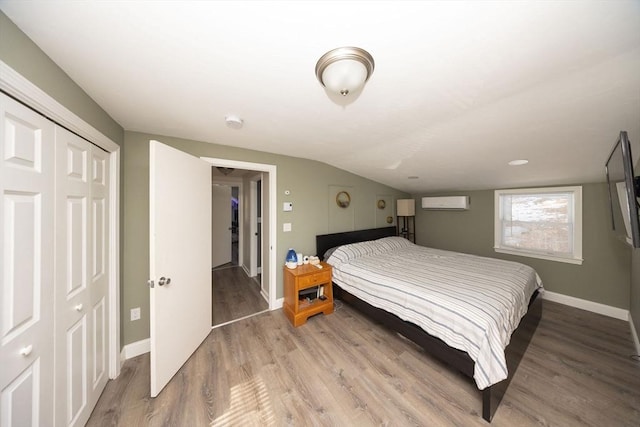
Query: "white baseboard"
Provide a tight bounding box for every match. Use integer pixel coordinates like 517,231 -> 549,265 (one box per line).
629,313 -> 640,356
272,297 -> 284,310
120,338 -> 150,363
542,290 -> 629,321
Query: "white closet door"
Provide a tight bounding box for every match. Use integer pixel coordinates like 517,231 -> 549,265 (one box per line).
0,94 -> 55,426
54,128 -> 109,427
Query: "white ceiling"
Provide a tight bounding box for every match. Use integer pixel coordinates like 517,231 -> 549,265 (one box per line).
2,1 -> 639,193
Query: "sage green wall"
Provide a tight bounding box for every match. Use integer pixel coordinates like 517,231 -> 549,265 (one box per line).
0,11 -> 124,144
0,12 -> 128,343
123,131 -> 408,346
414,183 -> 631,309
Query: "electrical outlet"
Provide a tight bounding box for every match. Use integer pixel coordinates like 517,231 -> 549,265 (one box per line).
130,307 -> 141,321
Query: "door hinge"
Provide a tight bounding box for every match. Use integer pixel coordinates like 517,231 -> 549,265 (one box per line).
148,279 -> 154,288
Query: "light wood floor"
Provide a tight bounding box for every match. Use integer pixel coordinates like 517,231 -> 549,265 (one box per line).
88,300 -> 640,426
212,266 -> 268,326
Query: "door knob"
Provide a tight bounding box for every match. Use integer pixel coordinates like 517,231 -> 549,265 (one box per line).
75,304 -> 83,312
158,277 -> 171,286
20,345 -> 33,357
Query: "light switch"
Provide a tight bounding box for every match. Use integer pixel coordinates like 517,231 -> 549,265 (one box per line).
283,223 -> 292,232
283,202 -> 293,212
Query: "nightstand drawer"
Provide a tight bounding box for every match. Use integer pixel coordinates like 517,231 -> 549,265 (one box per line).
298,270 -> 331,288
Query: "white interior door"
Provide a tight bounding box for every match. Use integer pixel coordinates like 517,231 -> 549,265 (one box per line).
0,94 -> 55,426
150,140 -> 211,397
54,127 -> 110,427
211,184 -> 231,268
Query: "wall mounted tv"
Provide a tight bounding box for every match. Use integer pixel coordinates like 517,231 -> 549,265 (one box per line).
605,131 -> 640,248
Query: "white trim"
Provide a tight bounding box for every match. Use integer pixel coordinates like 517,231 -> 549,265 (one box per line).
211,310 -> 269,329
495,248 -> 583,265
495,186 -> 583,265
120,338 -> 150,361
629,312 -> 640,356
273,297 -> 284,310
0,61 -> 119,153
542,290 -> 629,321
249,178 -> 258,277
201,157 -> 278,311
108,149 -> 121,379
242,264 -> 252,277
0,60 -> 121,378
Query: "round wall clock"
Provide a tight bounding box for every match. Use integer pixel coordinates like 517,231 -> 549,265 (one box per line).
336,191 -> 351,208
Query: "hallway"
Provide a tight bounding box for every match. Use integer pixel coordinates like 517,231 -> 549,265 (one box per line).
212,265 -> 267,326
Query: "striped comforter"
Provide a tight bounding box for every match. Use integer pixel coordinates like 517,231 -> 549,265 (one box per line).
326,236 -> 543,389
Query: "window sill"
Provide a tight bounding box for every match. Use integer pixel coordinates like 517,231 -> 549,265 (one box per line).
494,247 -> 583,265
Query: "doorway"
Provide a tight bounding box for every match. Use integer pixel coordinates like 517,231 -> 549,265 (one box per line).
209,164 -> 272,327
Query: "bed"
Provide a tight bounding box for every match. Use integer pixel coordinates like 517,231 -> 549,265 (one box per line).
316,226 -> 543,422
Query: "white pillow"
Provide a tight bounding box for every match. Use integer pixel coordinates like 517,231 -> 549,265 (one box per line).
375,236 -> 413,252
326,240 -> 382,266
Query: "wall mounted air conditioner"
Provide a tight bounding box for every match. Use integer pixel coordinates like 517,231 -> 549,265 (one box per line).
421,196 -> 470,210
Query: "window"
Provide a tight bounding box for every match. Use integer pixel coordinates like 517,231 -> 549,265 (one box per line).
494,186 -> 582,265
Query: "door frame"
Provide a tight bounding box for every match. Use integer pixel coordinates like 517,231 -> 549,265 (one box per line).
0,61 -> 122,378
203,158 -> 277,309
248,173 -> 262,279
249,177 -> 258,277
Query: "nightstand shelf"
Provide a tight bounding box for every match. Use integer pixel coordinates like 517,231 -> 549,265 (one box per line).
283,262 -> 333,327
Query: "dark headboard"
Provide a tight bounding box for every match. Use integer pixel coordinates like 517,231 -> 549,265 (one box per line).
316,226 -> 397,260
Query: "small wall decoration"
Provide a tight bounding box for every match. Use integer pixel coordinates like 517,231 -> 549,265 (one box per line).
386,216 -> 393,224
377,199 -> 386,209
336,191 -> 351,208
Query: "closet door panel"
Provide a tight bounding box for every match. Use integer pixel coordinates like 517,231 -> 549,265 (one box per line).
65,317 -> 87,425
88,148 -> 108,406
66,196 -> 87,297
55,129 -> 91,427
91,297 -> 105,388
55,129 -> 109,427
0,94 -> 55,426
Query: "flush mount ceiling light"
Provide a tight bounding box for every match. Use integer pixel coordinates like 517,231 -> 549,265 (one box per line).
508,159 -> 529,166
315,46 -> 375,97
216,167 -> 235,176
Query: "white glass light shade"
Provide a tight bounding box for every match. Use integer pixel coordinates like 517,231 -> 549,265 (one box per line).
397,199 -> 416,216
321,59 -> 368,96
315,47 -> 374,97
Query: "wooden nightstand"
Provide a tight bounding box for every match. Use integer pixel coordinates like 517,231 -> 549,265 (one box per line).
283,262 -> 334,327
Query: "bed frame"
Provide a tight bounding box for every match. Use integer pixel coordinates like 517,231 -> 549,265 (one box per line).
316,226 -> 542,422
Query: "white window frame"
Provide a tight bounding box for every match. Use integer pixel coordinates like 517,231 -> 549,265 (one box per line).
494,186 -> 583,265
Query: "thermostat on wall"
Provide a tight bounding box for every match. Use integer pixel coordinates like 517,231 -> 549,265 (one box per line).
283,202 -> 293,212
